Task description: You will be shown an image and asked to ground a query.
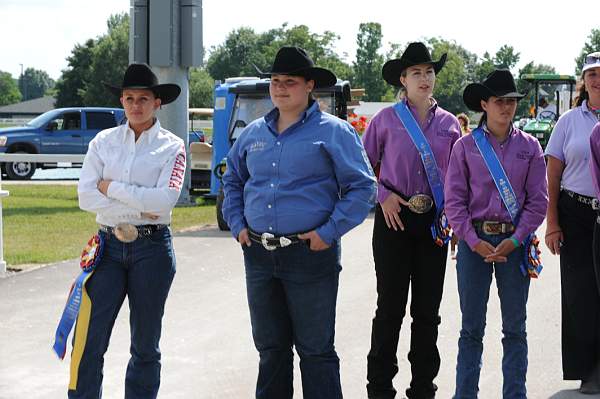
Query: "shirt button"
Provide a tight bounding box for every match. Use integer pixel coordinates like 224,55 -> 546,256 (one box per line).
269,226 -> 273,231
495,213 -> 499,217
417,171 -> 421,175
270,183 -> 274,188
272,162 -> 276,167
268,204 -> 272,209
276,142 -> 281,146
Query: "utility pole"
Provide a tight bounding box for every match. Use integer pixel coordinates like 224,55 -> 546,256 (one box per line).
129,0 -> 203,205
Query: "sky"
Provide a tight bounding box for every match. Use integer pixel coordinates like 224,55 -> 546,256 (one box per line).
1,0 -> 598,81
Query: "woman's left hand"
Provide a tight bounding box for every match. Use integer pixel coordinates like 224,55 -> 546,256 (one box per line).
486,238 -> 517,263
97,179 -> 112,195
298,230 -> 330,251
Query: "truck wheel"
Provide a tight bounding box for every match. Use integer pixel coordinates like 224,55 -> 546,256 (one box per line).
5,151 -> 36,180
216,188 -> 229,231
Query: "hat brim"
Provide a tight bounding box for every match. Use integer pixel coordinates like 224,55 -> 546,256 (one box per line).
262,66 -> 337,89
382,53 -> 447,87
463,83 -> 527,112
103,83 -> 181,105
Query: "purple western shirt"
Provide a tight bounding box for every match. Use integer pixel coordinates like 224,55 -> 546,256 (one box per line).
589,122 -> 600,199
362,99 -> 461,203
545,101 -> 600,197
444,127 -> 548,250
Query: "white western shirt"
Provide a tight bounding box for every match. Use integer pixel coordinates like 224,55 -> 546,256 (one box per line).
78,120 -> 186,226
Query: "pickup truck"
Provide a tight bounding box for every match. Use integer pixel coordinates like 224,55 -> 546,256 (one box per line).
0,107 -> 125,179
0,107 -> 206,180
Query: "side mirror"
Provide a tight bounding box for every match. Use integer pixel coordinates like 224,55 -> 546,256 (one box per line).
46,121 -> 58,131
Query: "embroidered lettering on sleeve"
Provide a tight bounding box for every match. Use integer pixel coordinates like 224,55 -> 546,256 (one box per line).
169,147 -> 186,189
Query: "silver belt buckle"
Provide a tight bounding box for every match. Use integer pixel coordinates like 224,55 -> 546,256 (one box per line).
114,223 -> 138,243
592,198 -> 600,210
408,194 -> 433,214
261,232 -> 277,251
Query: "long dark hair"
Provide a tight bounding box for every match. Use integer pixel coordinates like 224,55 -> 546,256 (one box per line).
478,112 -> 487,127
574,72 -> 589,107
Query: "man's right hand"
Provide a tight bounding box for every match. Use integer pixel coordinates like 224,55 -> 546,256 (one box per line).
238,228 -> 251,247
381,193 -> 410,231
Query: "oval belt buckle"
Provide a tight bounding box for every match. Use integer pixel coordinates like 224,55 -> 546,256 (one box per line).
261,232 -> 277,251
114,223 -> 138,243
408,194 -> 433,214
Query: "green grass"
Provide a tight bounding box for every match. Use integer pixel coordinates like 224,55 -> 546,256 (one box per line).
1,185 -> 216,267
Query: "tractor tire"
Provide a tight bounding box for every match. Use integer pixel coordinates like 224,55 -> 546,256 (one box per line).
216,187 -> 229,231
5,151 -> 36,180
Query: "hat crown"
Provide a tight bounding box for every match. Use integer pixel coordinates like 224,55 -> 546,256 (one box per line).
482,69 -> 518,95
271,47 -> 315,74
122,63 -> 159,89
401,42 -> 435,64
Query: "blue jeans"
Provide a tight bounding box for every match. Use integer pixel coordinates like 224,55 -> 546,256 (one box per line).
242,240 -> 342,399
68,228 -> 176,399
454,233 -> 530,399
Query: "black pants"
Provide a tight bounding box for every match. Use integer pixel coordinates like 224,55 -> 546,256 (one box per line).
367,204 -> 447,399
558,191 -> 600,380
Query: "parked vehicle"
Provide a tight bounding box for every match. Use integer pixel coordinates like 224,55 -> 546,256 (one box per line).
195,77 -> 352,230
0,107 -> 209,180
520,74 -> 576,148
0,107 -> 125,179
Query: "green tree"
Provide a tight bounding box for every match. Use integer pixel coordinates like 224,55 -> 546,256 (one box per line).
474,51 -> 496,82
83,13 -> 129,107
55,39 -> 96,107
0,71 -> 22,105
575,28 -> 600,75
494,45 -> 520,70
353,22 -> 386,101
189,68 -> 213,108
206,24 -> 353,82
18,68 -> 54,101
206,27 -> 263,81
427,37 -> 478,114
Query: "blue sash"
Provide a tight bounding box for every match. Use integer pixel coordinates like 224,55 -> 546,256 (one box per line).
472,127 -> 542,278
393,101 -> 450,246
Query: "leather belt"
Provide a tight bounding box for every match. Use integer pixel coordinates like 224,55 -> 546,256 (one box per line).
248,228 -> 304,251
99,223 -> 168,243
473,220 -> 515,235
563,189 -> 600,210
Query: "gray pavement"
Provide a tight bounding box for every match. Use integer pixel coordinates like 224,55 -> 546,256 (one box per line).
0,217 -> 596,398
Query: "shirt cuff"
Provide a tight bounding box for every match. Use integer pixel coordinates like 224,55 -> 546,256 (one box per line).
512,227 -> 529,244
378,183 -> 391,204
316,223 -> 337,246
464,228 -> 482,251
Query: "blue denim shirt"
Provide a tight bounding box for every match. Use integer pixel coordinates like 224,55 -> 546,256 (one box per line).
222,101 -> 377,244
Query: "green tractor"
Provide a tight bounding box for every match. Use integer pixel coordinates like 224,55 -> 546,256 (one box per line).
520,74 -> 576,148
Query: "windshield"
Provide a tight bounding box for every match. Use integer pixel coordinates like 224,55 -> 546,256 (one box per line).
25,109 -> 63,128
313,93 -> 335,114
229,95 -> 274,140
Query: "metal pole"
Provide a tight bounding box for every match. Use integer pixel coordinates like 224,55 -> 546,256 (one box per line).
0,172 -> 9,277
154,0 -> 192,205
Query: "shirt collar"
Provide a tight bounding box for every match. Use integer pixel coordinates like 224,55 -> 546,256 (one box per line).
404,97 -> 438,116
265,100 -> 320,132
482,122 -> 515,141
123,119 -> 161,144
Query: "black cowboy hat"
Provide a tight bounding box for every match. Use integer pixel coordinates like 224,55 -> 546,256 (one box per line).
256,46 -> 337,89
104,63 -> 181,105
382,42 -> 447,87
463,69 -> 527,112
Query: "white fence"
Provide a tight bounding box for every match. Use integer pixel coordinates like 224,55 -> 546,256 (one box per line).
0,154 -> 86,277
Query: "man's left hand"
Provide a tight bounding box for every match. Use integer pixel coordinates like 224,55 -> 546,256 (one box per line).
97,179 -> 112,195
298,230 -> 330,251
